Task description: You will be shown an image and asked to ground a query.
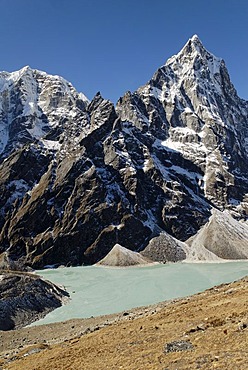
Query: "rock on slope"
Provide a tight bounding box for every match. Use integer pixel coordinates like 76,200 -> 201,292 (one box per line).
0,35 -> 247,267
140,230 -> 224,262
0,270 -> 69,330
187,209 -> 248,259
95,244 -> 155,267
141,233 -> 188,262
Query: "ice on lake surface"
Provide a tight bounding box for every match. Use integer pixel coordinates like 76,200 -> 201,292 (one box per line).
32,261 -> 248,326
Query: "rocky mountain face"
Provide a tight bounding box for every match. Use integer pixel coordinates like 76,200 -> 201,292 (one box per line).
0,270 -> 69,330
0,36 -> 247,267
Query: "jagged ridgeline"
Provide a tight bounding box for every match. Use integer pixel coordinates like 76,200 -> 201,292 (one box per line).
0,35 -> 248,267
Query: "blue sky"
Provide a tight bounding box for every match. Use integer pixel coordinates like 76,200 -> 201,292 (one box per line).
0,0 -> 247,102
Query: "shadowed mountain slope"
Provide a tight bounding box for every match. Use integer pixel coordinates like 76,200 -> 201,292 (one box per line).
0,36 -> 247,267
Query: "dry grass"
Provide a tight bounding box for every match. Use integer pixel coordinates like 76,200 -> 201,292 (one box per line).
1,277 -> 248,370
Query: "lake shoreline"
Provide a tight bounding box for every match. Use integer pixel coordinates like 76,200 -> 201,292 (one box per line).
1,275 -> 247,369
33,261 -> 248,326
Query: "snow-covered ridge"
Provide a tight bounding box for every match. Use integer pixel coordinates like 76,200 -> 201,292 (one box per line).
142,35 -> 224,108
0,36 -> 248,268
116,34 -> 248,219
167,34 -> 222,70
0,66 -> 90,156
0,66 -> 88,101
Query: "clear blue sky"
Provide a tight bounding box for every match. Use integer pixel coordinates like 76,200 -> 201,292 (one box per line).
0,0 -> 247,102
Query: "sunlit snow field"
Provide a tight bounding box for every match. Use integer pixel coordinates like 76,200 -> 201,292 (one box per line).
32,261 -> 248,326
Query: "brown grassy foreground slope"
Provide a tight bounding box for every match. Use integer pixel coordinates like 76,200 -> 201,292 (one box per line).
1,276 -> 248,370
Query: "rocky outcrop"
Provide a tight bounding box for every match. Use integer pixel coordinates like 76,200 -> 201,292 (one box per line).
140,229 -> 226,262
186,209 -> 248,259
0,66 -> 89,159
141,233 -> 187,263
0,251 -> 30,271
0,36 -> 247,267
95,244 -> 155,267
0,270 -> 69,330
116,35 -> 248,220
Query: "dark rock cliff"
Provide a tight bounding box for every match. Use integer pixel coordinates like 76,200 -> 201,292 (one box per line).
0,36 -> 247,267
0,270 -> 69,330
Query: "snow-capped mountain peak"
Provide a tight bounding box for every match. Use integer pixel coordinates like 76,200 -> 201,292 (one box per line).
164,35 -> 223,91
181,34 -> 211,55
0,66 -> 90,156
0,37 -> 248,268
117,36 -> 248,218
169,34 -> 221,65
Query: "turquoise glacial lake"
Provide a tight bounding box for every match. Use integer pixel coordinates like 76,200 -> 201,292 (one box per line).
33,261 -> 248,326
